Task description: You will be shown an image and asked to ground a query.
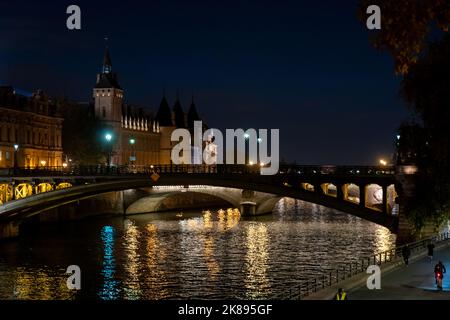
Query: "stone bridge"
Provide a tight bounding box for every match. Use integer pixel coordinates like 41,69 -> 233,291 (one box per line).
0,164 -> 403,239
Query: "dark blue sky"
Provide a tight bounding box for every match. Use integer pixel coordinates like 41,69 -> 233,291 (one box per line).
0,0 -> 409,164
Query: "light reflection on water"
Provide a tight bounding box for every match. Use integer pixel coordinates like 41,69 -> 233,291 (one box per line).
99,225 -> 119,300
0,198 -> 397,299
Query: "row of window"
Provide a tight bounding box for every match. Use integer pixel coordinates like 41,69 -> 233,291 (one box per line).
95,89 -> 123,98
0,126 -> 60,147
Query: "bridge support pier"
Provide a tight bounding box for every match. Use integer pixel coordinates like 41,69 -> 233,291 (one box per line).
382,185 -> 388,214
0,221 -> 19,240
359,184 -> 366,208
240,202 -> 256,216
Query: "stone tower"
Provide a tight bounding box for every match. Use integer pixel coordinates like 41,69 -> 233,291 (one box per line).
93,47 -> 124,126
93,47 -> 124,165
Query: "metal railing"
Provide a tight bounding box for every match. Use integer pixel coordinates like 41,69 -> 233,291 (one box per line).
274,232 -> 450,300
0,164 -> 395,178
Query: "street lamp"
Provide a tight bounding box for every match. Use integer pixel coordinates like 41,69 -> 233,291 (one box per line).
379,159 -> 387,166
105,133 -> 113,167
129,138 -> 136,166
13,144 -> 19,174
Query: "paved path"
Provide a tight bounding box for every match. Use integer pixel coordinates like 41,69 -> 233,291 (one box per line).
349,245 -> 450,300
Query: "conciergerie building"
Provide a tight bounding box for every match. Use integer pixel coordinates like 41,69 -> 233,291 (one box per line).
93,47 -> 203,166
0,47 -> 204,169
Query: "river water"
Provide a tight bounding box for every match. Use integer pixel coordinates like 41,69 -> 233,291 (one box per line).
0,198 -> 396,299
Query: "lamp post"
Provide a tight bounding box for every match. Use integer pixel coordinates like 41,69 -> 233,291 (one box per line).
13,144 -> 19,175
105,133 -> 113,168
129,138 -> 136,167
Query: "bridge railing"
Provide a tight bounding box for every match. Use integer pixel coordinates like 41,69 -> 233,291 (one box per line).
0,164 -> 395,177
273,232 -> 450,300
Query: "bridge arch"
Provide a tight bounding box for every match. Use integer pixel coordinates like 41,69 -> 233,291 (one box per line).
343,183 -> 360,204
125,189 -> 238,215
321,183 -> 337,197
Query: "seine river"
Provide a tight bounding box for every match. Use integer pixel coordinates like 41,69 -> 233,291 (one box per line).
0,198 -> 396,299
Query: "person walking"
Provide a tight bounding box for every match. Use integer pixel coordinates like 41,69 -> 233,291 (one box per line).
334,288 -> 347,300
402,245 -> 411,266
427,242 -> 435,262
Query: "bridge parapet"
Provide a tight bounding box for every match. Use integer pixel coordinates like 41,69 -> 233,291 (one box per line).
0,164 -> 395,179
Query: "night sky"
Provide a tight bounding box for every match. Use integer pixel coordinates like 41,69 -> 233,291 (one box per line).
0,0 -> 409,165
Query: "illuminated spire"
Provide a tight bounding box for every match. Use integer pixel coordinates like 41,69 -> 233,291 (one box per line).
103,37 -> 112,74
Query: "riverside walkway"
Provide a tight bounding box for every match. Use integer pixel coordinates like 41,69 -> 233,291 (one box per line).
303,237 -> 450,300
349,243 -> 450,300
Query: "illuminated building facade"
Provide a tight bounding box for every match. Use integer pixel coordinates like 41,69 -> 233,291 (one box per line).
93,47 -> 202,166
0,86 -> 63,169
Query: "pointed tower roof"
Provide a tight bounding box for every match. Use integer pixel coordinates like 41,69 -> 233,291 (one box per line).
173,95 -> 185,128
103,47 -> 113,72
95,46 -> 122,89
155,95 -> 173,126
187,96 -> 200,129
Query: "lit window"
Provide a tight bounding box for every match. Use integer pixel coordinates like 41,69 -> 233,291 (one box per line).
0,150 -> 2,161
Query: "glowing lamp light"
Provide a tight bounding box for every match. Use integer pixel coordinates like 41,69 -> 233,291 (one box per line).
129,138 -> 135,145
244,133 -> 250,140
150,165 -> 154,169
105,133 -> 112,142
379,159 -> 387,166
14,144 -> 19,151
40,160 -> 46,166
257,138 -> 262,143
249,161 -> 254,166
62,162 -> 68,168
260,162 -> 265,167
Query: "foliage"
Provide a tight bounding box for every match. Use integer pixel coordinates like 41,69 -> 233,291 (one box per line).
396,35 -> 450,230
358,0 -> 450,74
57,98 -> 105,165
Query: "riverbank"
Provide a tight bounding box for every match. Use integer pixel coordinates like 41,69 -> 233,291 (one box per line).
304,237 -> 450,300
